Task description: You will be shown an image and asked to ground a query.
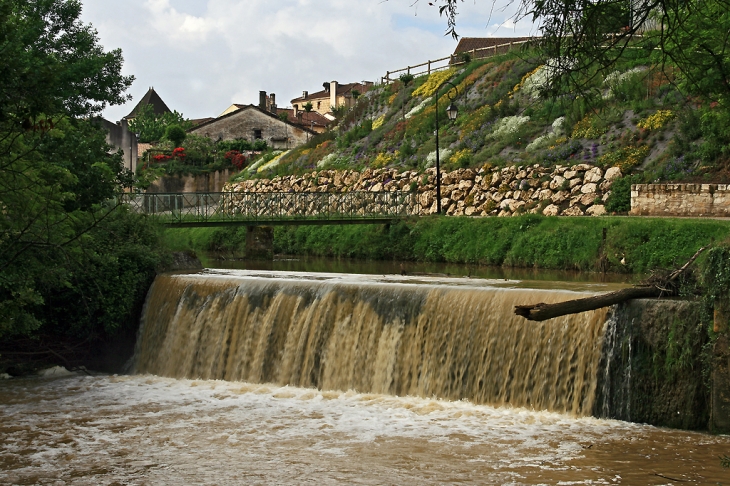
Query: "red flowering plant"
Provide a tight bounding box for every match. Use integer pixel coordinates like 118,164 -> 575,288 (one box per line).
224,150 -> 248,169
172,147 -> 186,159
153,154 -> 171,162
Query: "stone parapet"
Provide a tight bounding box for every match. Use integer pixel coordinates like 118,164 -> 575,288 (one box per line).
631,183 -> 730,217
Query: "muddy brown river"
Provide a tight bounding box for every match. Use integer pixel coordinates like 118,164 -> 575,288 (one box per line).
1,372 -> 729,485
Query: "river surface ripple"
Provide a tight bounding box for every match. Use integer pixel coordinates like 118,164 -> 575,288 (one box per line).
1,374 -> 729,485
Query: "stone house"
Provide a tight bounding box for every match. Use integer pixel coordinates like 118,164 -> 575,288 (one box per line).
189,93 -> 317,150
290,80 -> 373,117
220,92 -> 330,134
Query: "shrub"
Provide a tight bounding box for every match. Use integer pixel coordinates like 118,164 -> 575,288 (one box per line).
637,110 -> 675,130
165,125 -> 187,147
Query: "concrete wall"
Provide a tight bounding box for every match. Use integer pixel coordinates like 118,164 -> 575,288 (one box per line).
147,168 -> 239,193
99,118 -> 138,173
189,107 -> 310,150
631,183 -> 730,217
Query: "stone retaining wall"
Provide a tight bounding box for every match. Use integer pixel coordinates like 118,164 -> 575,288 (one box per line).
148,169 -> 239,194
631,183 -> 730,217
226,163 -> 623,217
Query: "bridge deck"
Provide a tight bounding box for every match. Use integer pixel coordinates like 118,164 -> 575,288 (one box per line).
118,191 -> 420,227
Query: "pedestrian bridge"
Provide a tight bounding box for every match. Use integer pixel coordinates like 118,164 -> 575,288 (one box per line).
117,191 -> 420,227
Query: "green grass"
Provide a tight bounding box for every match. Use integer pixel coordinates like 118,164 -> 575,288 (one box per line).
162,216 -> 730,274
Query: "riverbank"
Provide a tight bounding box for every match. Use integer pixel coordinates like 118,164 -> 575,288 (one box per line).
162,215 -> 730,274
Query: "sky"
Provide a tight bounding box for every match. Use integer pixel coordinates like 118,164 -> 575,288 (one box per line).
80,0 -> 538,122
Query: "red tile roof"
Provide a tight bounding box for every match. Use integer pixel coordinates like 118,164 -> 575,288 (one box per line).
276,108 -> 330,129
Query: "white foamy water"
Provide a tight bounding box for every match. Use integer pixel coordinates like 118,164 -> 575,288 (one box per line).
2,374 -> 729,485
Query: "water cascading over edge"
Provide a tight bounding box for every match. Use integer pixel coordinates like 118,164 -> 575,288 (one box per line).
134,271 -> 610,415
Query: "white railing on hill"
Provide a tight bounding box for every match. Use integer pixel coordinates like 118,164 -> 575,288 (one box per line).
381,38 -> 537,84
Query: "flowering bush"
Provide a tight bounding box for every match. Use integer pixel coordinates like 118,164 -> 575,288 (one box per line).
153,154 -> 171,162
526,117 -> 565,151
316,153 -> 338,168
449,148 -> 472,168
405,97 -> 432,119
372,114 -> 386,130
636,110 -> 674,130
412,69 -> 455,98
596,145 -> 649,171
224,150 -> 248,169
488,115 -> 530,139
172,147 -> 186,158
373,151 -> 397,168
572,115 -> 607,139
425,148 -> 452,167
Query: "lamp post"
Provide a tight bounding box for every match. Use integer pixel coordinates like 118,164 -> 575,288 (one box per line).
434,80 -> 459,215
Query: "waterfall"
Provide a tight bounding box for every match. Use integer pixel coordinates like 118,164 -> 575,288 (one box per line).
134,270 -> 611,416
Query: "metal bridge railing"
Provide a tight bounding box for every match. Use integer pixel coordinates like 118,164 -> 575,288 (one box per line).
117,191 -> 420,225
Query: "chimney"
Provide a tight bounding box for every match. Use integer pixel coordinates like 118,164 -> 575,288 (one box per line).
293,105 -> 298,118
303,91 -> 308,99
259,91 -> 267,110
330,81 -> 338,111
323,82 -> 330,92
270,93 -> 276,113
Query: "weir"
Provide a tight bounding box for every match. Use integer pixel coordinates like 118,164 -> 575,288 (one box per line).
135,270 -> 611,416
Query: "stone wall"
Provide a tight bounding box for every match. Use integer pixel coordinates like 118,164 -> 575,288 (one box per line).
225,163 -> 622,217
148,169 -> 239,193
631,183 -> 730,217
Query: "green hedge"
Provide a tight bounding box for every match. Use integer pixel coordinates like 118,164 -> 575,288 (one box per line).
163,216 -> 730,274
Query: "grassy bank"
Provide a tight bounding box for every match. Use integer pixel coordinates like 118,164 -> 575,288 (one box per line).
162,216 -> 730,274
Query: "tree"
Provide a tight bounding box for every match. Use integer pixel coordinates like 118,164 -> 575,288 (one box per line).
164,124 -> 187,148
128,104 -> 191,143
303,102 -> 314,113
424,0 -> 730,105
0,0 -> 161,345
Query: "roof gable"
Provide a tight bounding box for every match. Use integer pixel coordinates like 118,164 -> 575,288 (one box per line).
126,87 -> 172,119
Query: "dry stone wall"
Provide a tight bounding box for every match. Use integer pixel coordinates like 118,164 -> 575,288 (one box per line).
631,184 -> 730,217
225,163 -> 622,217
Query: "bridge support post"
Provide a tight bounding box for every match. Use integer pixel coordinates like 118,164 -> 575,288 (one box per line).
246,226 -> 274,260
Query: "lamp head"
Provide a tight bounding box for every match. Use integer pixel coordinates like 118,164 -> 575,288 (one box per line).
446,102 -> 458,121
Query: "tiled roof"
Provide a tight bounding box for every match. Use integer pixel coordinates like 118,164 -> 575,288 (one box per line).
189,104 -> 317,134
189,117 -> 215,127
276,109 -> 330,128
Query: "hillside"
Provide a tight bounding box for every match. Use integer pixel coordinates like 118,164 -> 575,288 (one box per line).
233,48 -> 729,210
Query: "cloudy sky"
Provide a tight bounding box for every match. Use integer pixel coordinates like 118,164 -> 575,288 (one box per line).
81,0 -> 537,122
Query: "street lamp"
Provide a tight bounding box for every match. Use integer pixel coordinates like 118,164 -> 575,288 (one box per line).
434,80 -> 459,215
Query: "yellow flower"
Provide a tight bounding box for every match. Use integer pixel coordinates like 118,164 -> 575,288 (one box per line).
636,110 -> 674,130
372,114 -> 386,130
412,69 -> 456,98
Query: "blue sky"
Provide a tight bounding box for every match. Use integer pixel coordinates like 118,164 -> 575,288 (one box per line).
81,0 -> 536,121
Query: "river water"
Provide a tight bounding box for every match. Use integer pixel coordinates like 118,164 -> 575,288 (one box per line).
1,268 -> 729,485
1,373 -> 729,485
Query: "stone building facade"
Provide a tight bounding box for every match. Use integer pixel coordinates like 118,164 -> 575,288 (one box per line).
290,80 -> 373,117
189,104 -> 314,150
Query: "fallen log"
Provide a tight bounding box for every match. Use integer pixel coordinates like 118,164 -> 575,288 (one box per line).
514,246 -> 707,322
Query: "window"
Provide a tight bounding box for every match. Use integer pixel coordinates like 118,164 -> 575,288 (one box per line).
253,129 -> 263,139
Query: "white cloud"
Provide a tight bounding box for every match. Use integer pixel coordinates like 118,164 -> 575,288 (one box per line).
80,0 -> 537,121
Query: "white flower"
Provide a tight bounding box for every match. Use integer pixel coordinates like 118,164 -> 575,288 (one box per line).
405,96 -> 432,119
316,153 -> 337,168
249,150 -> 284,173
425,148 -> 452,167
603,67 -> 645,99
489,115 -> 530,139
526,116 -> 565,151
